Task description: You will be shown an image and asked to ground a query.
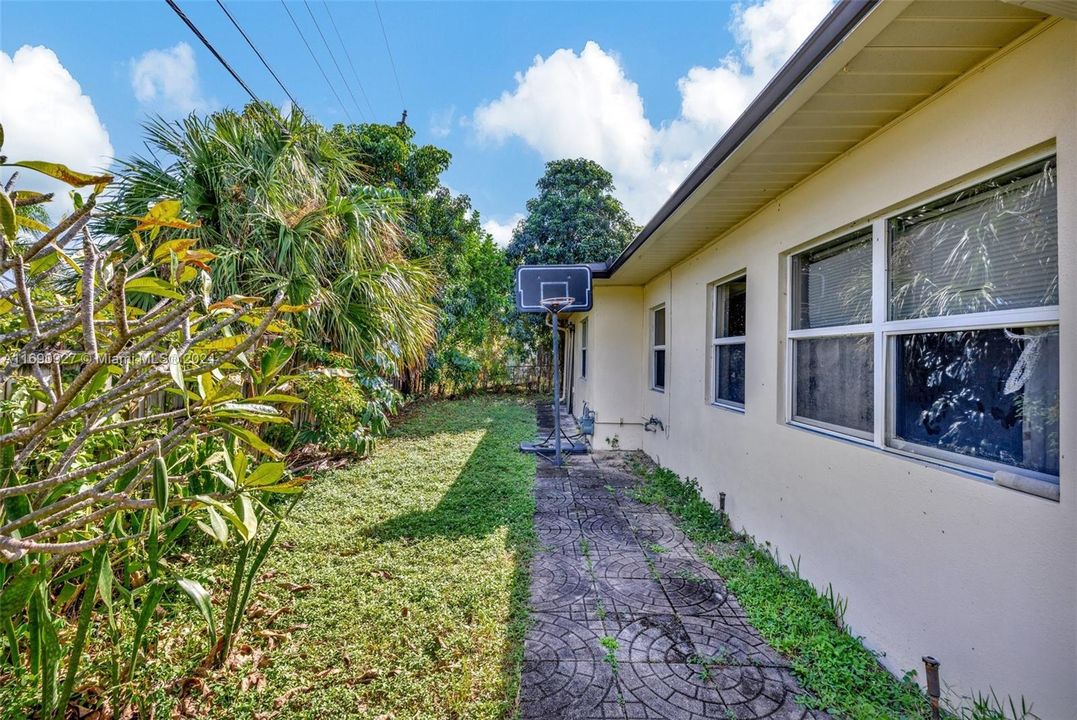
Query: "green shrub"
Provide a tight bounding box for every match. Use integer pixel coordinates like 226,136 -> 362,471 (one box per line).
292,372 -> 399,455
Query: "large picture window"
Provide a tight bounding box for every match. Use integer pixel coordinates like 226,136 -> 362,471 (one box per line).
788,156 -> 1059,496
651,305 -> 666,391
712,276 -> 746,408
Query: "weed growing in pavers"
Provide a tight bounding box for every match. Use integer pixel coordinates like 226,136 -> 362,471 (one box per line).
580,537 -> 591,557
674,567 -> 705,583
599,636 -> 620,671
628,456 -> 935,719
604,484 -> 617,495
691,649 -> 732,680
647,543 -> 668,554
594,599 -> 607,620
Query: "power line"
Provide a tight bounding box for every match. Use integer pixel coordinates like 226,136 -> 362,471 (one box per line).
321,0 -> 376,120
302,0 -> 367,122
373,0 -> 406,113
279,0 -> 354,123
215,0 -> 301,112
164,0 -> 262,106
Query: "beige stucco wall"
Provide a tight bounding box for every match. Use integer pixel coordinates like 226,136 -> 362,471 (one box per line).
572,286 -> 646,449
577,21 -> 1077,717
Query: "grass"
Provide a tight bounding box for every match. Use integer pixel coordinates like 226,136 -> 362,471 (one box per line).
136,395 -> 538,719
627,456 -> 933,720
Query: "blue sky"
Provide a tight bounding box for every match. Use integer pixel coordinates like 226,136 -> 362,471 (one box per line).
0,0 -> 834,241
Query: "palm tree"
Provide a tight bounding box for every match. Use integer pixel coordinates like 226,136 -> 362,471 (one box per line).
101,104 -> 437,370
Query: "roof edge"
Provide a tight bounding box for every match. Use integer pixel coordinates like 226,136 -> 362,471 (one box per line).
604,0 -> 882,279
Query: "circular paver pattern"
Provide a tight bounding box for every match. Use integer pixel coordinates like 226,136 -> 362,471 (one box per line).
574,491 -> 622,513
534,512 -> 582,549
613,614 -> 695,664
619,661 -> 822,719
592,555 -> 674,614
525,613 -> 607,662
579,513 -> 636,547
654,557 -> 731,615
534,490 -> 577,512
680,615 -> 790,668
630,515 -> 693,554
529,556 -> 594,613
519,658 -> 617,720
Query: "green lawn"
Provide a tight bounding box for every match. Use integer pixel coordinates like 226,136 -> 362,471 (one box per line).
172,395 -> 537,719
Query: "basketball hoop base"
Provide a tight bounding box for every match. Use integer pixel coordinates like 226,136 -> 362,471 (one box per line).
519,440 -> 589,456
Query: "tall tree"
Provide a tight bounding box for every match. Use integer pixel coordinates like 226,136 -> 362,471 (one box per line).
103,105 -> 438,371
506,159 -> 639,366
332,122 -> 513,392
506,158 -> 638,267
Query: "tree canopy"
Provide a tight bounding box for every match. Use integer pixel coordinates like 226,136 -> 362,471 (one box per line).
506,158 -> 639,267
331,122 -> 514,393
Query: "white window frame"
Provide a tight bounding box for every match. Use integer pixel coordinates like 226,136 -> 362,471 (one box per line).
712,276 -> 746,411
650,304 -> 666,392
579,318 -> 588,380
785,151 -> 1060,492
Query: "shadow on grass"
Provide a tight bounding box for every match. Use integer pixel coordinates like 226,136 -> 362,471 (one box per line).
367,395 -> 538,716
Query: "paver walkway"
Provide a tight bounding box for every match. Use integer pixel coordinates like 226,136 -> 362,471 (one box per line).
520,404 -> 828,719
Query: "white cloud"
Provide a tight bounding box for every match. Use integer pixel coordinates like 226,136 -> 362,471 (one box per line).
472,0 -> 835,223
130,42 -> 212,114
429,106 -> 456,138
483,213 -> 525,247
0,45 -> 114,217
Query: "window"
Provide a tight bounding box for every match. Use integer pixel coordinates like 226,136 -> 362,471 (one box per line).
651,305 -> 666,391
580,319 -> 588,379
788,156 -> 1059,493
712,276 -> 746,408
789,229 -> 874,437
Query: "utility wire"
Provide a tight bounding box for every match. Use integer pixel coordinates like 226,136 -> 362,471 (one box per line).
280,0 -> 354,123
321,0 -> 376,120
373,0 -> 406,113
302,0 -> 367,122
215,0 -> 301,112
164,0 -> 261,106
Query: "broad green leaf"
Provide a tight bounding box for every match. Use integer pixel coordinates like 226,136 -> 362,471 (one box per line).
193,335 -> 246,353
212,402 -> 287,424
152,455 -> 169,513
213,423 -> 283,459
0,564 -> 44,616
126,276 -> 184,300
196,507 -> 229,544
247,393 -> 305,405
152,238 -> 198,262
244,463 -> 284,488
16,215 -> 49,233
176,578 -> 217,651
0,190 -> 16,244
235,495 -> 258,540
11,190 -> 50,206
234,448 -> 248,486
5,160 -> 113,189
259,339 -> 294,381
133,199 -> 199,233
167,348 -> 184,393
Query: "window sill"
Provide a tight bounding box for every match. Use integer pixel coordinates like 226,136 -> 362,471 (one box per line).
650,387 -> 665,394
784,421 -> 1059,502
710,401 -> 745,415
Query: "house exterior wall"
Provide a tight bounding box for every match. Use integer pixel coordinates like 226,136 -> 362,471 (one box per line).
574,21 -> 1077,716
572,286 -> 646,450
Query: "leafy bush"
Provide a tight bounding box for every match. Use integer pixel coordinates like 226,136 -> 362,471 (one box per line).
292,371 -> 399,456
0,133 -> 307,717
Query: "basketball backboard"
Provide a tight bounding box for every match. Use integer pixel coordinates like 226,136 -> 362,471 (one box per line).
515,265 -> 593,313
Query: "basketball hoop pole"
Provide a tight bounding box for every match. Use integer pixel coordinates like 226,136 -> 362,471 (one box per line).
550,306 -> 563,466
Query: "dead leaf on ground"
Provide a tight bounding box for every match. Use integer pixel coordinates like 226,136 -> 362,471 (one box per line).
272,686 -> 313,710
279,582 -> 313,592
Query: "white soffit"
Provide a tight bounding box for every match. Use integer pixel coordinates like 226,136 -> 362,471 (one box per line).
608,0 -> 1049,286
